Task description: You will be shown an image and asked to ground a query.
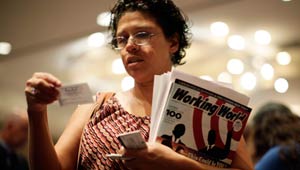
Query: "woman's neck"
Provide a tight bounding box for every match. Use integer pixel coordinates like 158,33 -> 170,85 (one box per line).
132,81 -> 154,105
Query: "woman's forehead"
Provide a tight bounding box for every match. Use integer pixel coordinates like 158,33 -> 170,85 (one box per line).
116,11 -> 161,33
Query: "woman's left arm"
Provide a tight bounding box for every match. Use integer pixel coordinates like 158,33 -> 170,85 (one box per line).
230,136 -> 254,170
122,136 -> 254,170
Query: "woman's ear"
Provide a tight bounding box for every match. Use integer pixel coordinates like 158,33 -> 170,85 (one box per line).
169,33 -> 179,54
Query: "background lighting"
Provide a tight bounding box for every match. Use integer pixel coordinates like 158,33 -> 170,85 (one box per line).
274,78 -> 289,93
217,72 -> 232,84
227,58 -> 244,75
121,76 -> 134,91
0,42 -> 12,55
210,21 -> 229,37
260,63 -> 274,80
97,12 -> 111,27
276,51 -> 291,65
254,30 -> 272,45
87,32 -> 106,48
240,72 -> 257,90
112,58 -> 126,74
227,35 -> 245,50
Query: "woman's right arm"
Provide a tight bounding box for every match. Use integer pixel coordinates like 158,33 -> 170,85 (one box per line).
25,72 -> 62,170
25,72 -> 94,170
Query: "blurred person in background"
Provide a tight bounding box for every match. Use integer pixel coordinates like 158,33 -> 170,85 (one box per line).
245,102 -> 300,170
0,110 -> 29,170
24,0 -> 253,170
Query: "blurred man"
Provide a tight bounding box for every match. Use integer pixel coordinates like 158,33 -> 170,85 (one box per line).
0,110 -> 29,170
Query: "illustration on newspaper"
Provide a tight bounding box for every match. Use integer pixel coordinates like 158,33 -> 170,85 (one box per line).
150,69 -> 252,168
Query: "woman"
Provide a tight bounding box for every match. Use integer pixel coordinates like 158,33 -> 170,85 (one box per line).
24,0 -> 253,170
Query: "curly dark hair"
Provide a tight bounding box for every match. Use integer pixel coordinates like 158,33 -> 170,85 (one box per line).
251,102 -> 300,167
108,0 -> 191,66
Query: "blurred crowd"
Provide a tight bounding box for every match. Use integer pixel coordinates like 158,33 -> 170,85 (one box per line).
0,110 -> 29,170
244,102 -> 300,170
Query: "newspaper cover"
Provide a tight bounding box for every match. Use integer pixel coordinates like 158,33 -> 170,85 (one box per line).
150,69 -> 252,168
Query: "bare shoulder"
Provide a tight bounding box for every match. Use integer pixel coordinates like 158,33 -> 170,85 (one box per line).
115,90 -> 150,117
115,90 -> 139,115
115,91 -> 131,101
115,90 -> 132,107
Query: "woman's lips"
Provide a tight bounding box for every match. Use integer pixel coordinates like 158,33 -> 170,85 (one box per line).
127,56 -> 144,65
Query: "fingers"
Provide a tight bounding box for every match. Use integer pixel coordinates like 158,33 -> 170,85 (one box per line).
121,146 -> 148,169
118,146 -> 126,155
26,72 -> 61,88
25,72 -> 62,105
33,72 -> 62,86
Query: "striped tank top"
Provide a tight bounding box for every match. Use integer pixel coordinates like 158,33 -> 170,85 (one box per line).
78,94 -> 150,170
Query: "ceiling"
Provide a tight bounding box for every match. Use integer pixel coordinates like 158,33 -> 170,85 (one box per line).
1,0 -> 300,137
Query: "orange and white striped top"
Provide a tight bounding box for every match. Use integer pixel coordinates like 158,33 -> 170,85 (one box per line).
78,95 -> 150,170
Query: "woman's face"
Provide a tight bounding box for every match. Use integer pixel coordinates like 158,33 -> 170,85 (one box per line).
116,11 -> 178,84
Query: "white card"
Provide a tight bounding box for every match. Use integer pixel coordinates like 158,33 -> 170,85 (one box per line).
105,153 -> 134,160
117,130 -> 147,149
58,83 -> 93,106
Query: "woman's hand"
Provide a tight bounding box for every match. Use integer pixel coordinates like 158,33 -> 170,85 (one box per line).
25,72 -> 62,114
120,142 -> 243,170
121,142 -> 194,170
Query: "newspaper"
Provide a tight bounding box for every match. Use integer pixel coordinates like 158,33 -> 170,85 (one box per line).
149,69 -> 252,168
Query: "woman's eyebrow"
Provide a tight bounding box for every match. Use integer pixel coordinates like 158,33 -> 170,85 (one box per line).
116,26 -> 157,36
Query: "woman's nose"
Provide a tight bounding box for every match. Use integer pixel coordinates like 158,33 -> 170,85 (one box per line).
124,38 -> 139,52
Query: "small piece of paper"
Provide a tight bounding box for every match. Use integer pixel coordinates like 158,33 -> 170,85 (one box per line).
117,130 -> 147,149
58,83 -> 93,106
105,153 -> 134,160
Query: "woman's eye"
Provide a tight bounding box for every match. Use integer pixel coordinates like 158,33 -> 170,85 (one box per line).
136,32 -> 150,38
117,37 -> 127,44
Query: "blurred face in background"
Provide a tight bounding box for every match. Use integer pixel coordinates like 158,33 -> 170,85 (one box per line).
6,116 -> 29,149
